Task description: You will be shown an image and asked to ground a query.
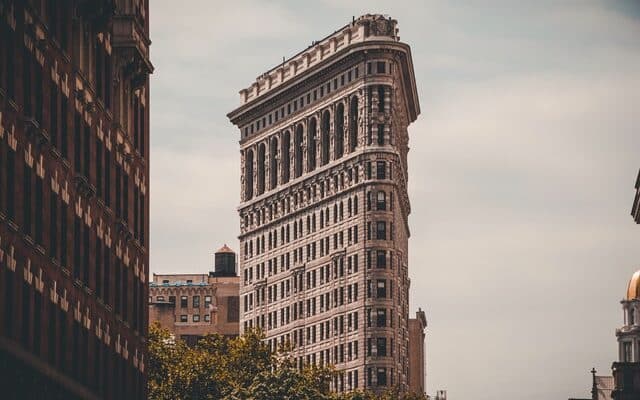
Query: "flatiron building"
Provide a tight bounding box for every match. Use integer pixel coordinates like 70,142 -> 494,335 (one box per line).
228,14 -> 420,393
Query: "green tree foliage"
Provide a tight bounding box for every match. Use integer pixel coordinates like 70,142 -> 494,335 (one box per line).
148,323 -> 428,400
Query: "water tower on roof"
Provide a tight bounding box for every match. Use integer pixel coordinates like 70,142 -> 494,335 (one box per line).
211,244 -> 237,277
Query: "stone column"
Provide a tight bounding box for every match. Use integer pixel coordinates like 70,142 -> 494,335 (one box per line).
264,139 -> 271,191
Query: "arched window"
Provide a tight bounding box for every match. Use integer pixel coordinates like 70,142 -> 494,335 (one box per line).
630,308 -> 636,326
294,125 -> 303,178
349,96 -> 358,152
354,195 -> 358,214
307,119 -> 317,171
348,198 -> 353,216
335,103 -> 344,159
282,131 -> 291,184
245,149 -> 254,200
321,110 -> 330,165
257,143 -> 266,195
270,137 -> 278,190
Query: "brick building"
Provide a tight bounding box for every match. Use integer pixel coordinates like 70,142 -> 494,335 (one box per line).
227,14 -> 420,393
0,0 -> 151,399
408,309 -> 427,395
149,245 -> 240,344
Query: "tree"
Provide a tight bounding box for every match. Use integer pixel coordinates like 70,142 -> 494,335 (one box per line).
148,324 -> 336,400
148,323 -> 429,400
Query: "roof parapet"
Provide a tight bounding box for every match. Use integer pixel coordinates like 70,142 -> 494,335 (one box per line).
238,14 -> 399,106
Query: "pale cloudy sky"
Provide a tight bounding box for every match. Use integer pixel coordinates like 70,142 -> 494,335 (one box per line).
149,1 -> 640,399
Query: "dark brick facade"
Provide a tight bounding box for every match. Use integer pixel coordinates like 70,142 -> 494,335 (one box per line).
0,1 -> 151,399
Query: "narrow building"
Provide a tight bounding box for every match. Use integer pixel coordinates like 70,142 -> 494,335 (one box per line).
0,1 -> 152,399
149,245 -> 240,344
227,14 -> 420,393
408,309 -> 427,395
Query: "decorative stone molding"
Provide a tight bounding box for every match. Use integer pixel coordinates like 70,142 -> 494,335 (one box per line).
7,124 -> 17,150
51,171 -> 60,194
60,289 -> 69,312
96,318 -> 103,339
35,268 -> 44,292
75,197 -> 83,218
74,300 -> 82,322
105,227 -> 112,248
115,334 -> 121,354
104,324 -> 111,346
84,205 -> 92,227
23,259 -> 33,285
24,142 -> 34,168
83,307 -> 91,330
61,180 -> 70,204
50,281 -> 59,304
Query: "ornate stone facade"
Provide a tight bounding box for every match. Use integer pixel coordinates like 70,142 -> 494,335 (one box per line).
228,14 -> 420,393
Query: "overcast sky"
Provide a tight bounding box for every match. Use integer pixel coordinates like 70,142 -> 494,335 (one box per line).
149,1 -> 640,399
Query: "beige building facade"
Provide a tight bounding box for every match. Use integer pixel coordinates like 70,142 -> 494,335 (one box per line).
227,14 -> 420,393
148,246 -> 240,344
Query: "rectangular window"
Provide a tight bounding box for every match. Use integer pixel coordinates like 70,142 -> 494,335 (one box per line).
376,337 -> 387,356
376,222 -> 386,240
49,195 -> 58,259
103,251 -> 110,306
23,165 -> 32,236
180,315 -> 187,322
204,296 -> 212,308
377,250 -> 386,268
35,176 -> 43,244
180,296 -> 188,308
193,315 -> 200,322
376,161 -> 386,179
376,280 -> 386,298
204,314 -> 210,322
83,123 -> 91,179
376,308 -> 386,327
376,191 -> 386,210
73,218 -> 81,280
377,368 -> 387,386
74,112 -> 82,173
377,61 -> 386,74
193,295 -> 200,308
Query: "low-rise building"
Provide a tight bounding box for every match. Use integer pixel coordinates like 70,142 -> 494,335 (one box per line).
149,245 -> 240,345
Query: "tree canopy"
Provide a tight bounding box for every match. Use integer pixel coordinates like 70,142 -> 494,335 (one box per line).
148,323 -> 427,400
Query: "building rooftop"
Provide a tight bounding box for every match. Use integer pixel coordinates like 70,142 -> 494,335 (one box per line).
233,14 -> 400,106
149,281 -> 210,288
627,270 -> 640,301
216,244 -> 235,254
